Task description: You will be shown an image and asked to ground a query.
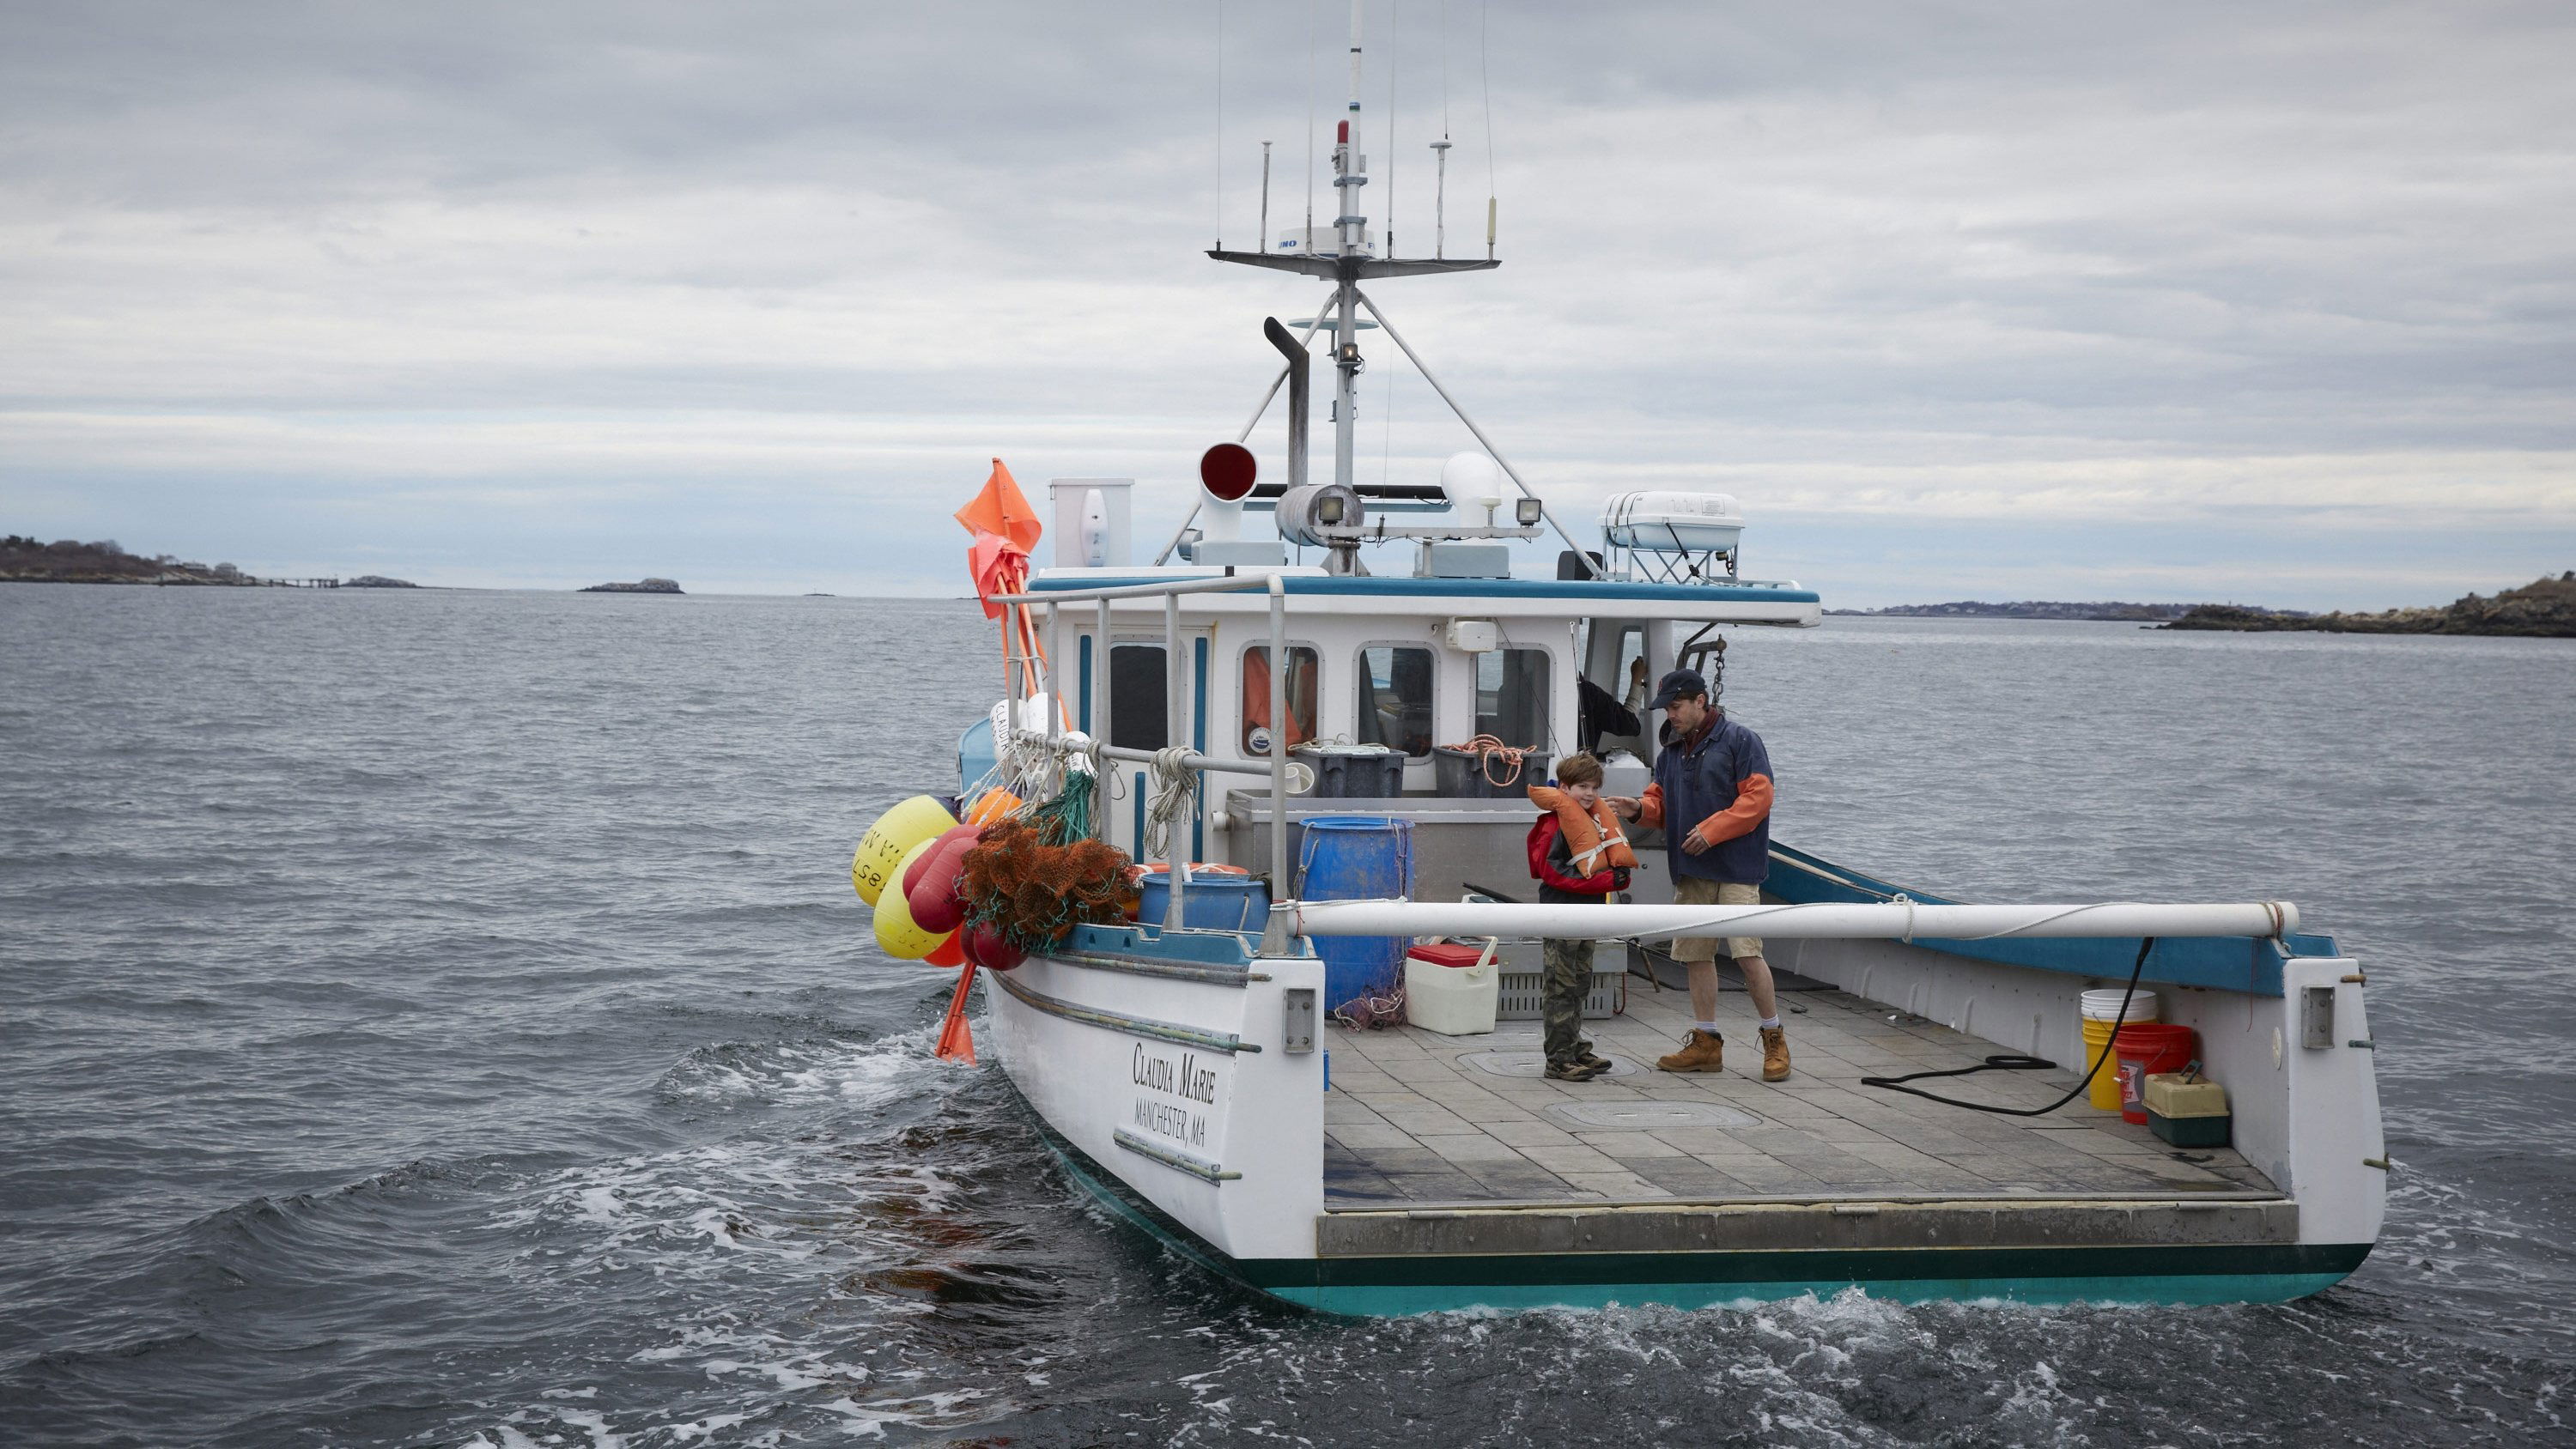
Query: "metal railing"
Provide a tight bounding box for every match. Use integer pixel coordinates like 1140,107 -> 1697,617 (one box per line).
988,573 -> 1291,933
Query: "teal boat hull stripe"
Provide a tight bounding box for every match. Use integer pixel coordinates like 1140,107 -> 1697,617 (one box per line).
1028,1113 -> 2370,1314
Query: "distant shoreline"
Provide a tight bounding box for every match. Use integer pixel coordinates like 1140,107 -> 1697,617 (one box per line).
1833,575 -> 2573,638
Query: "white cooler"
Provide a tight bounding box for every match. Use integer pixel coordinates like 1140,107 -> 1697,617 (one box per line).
1403,943 -> 1499,1035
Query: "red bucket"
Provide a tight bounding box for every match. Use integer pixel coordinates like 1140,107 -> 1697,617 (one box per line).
2113,1024 -> 2197,1125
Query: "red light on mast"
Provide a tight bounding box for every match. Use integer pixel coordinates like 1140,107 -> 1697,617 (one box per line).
1337,121 -> 1349,144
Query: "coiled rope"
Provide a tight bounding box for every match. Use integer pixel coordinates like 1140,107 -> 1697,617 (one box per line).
1141,745 -> 1200,865
1440,734 -> 1528,788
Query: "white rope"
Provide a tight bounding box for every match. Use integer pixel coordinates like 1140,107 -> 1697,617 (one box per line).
1142,745 -> 1201,864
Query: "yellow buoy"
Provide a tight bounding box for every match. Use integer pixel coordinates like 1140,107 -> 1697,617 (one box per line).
872,835 -> 957,961
853,795 -> 958,906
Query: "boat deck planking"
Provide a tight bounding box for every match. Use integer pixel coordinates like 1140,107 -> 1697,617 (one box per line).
1323,974 -> 2275,1210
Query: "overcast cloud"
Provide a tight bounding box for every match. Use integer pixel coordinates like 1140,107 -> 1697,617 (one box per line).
3,0 -> 2570,606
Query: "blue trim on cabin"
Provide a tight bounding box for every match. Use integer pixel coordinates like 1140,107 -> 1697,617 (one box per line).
1078,634 -> 1094,732
1763,842 -> 2333,997
1132,769 -> 1146,856
1066,922 -> 1259,967
1029,575 -> 1820,606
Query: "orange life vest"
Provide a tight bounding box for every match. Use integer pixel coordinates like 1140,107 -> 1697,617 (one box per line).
1526,785 -> 1637,873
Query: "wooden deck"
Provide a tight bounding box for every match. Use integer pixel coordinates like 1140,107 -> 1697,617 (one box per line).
1323,973 -> 2275,1210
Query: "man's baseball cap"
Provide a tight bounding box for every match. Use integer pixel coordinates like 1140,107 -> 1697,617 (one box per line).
1646,667 -> 1709,710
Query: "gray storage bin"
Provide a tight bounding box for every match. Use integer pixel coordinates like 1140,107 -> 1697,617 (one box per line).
1431,745 -> 1549,797
1293,743 -> 1406,797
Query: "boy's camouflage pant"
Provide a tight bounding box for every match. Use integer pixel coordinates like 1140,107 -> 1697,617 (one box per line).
1540,937 -> 1594,1065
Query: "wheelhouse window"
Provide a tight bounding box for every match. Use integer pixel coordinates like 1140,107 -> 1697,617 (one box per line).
1355,646 -> 1435,757
1240,645 -> 1319,754
1109,643 -> 1167,750
1474,647 -> 1551,750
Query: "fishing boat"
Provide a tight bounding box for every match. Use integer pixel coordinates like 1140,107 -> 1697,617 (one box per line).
847,7 -> 2385,1315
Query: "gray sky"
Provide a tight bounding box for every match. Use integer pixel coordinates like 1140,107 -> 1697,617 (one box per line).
3,0 -> 2570,607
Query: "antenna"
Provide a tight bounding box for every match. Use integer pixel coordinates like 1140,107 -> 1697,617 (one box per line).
1259,141 -> 1273,254
1480,0 -> 1497,259
1431,138 -> 1450,258
1386,0 -> 1397,259
1304,0 -> 1316,247
1215,0 -> 1224,250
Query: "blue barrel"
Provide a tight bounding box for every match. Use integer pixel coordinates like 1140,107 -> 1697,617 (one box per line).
1297,816 -> 1414,1011
1138,868 -> 1273,932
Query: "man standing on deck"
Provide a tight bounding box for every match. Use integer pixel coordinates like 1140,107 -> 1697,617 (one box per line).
1607,666 -> 1792,1082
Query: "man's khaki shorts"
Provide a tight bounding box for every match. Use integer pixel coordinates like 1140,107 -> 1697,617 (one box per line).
1672,876 -> 1762,963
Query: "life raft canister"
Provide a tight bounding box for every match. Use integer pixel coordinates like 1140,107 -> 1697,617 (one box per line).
1527,784 -> 1637,874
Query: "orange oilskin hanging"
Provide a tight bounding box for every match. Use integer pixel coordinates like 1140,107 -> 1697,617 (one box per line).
1526,785 -> 1637,874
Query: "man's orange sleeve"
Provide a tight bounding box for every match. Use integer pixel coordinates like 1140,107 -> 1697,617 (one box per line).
1637,783 -> 1666,830
1695,773 -> 1773,846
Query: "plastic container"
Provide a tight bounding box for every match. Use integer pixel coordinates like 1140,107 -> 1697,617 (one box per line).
2078,989 -> 2160,1111
1136,866 -> 1270,932
1297,817 -> 1414,1011
2114,1024 -> 2198,1125
1495,940 -> 1625,1019
1404,943 -> 1498,1035
1431,745 -> 1551,798
1293,743 -> 1406,798
2144,1071 -> 2232,1147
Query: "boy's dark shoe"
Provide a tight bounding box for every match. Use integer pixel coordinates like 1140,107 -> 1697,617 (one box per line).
1544,1058 -> 1606,1082
1576,1046 -> 1613,1072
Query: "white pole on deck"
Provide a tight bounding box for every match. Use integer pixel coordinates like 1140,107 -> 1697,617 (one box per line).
1095,596 -> 1113,841
1163,591 -> 1188,927
1269,576 -> 1290,904
1292,899 -> 2300,943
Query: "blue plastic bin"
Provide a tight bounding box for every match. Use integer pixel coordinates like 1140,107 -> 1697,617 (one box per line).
1138,868 -> 1272,932
1297,816 -> 1414,1011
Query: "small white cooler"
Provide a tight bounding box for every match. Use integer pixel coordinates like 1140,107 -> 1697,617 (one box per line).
1403,943 -> 1499,1035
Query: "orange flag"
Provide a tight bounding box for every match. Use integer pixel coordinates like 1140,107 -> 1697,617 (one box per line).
957,458 -> 1043,619
954,458 -> 1043,554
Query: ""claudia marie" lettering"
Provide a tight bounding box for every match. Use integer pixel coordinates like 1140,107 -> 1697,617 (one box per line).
1132,1044 -> 1218,1104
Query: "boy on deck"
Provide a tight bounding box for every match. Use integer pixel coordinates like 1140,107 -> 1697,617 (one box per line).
1525,752 -> 1632,1082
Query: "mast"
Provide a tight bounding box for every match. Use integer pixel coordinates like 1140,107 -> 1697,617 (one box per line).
1333,0 -> 1364,492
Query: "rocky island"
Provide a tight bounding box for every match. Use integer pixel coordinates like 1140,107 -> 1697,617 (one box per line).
2162,573 -> 2575,638
1827,599 -> 2237,621
3,535 -> 262,585
579,578 -> 683,594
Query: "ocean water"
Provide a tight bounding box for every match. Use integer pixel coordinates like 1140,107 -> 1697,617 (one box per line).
2,583 -> 2569,1447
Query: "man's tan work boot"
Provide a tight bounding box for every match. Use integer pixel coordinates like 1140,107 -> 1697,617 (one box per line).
1759,1026 -> 1792,1082
1656,1029 -> 1725,1073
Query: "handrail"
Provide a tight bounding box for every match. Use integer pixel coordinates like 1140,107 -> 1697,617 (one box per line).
993,574 -> 1276,605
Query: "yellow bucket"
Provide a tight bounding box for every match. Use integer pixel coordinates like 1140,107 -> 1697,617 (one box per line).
2080,989 -> 2160,1110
